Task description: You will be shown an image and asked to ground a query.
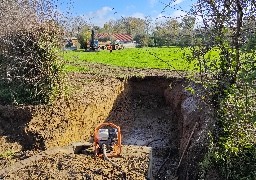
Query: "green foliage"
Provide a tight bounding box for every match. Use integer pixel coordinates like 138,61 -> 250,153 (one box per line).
0,0 -> 64,105
188,1 -> 256,179
185,86 -> 196,94
133,34 -> 150,47
243,34 -> 256,53
77,27 -> 91,50
77,34 -> 87,49
0,30 -> 63,105
213,81 -> 256,179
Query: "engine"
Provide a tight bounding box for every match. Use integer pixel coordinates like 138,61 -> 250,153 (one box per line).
97,128 -> 118,153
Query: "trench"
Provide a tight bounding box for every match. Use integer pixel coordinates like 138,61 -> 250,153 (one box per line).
0,75 -> 212,179
105,77 -> 179,179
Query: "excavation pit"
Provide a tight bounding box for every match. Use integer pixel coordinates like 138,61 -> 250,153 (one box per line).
106,76 -> 179,179
0,74 -> 213,179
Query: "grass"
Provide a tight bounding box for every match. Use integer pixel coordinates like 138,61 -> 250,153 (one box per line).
63,64 -> 89,72
0,150 -> 15,158
62,47 -> 197,71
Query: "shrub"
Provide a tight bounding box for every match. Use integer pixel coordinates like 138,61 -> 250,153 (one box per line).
0,29 -> 63,105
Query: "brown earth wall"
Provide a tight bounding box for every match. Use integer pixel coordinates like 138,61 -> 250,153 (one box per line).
164,80 -> 215,180
0,75 -> 125,151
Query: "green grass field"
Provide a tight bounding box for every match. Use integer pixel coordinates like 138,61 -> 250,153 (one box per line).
62,47 -> 197,72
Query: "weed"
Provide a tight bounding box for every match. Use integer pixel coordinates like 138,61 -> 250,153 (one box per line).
0,150 -> 15,159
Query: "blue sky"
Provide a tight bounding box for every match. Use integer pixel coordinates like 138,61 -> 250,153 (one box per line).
58,0 -> 197,27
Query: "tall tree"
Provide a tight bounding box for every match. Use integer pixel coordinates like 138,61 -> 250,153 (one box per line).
153,19 -> 181,46
179,16 -> 196,46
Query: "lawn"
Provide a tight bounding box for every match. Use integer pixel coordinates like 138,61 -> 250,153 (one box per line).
62,47 -> 197,71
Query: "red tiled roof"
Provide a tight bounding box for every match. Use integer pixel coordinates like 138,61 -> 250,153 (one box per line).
97,33 -> 133,42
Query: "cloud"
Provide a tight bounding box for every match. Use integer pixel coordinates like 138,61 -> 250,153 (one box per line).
83,6 -> 114,27
97,7 -> 112,17
82,7 -> 146,27
131,12 -> 145,19
171,10 -> 186,19
172,0 -> 184,6
154,10 -> 187,23
195,15 -> 204,27
90,6 -> 112,19
164,0 -> 184,7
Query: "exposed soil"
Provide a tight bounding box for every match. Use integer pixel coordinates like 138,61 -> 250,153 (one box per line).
0,66 -> 214,179
106,77 -> 179,179
0,145 -> 151,180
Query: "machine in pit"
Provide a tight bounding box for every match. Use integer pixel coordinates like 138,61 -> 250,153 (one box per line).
73,122 -> 122,167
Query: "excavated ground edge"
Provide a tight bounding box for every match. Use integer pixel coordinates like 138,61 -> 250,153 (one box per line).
0,145 -> 153,179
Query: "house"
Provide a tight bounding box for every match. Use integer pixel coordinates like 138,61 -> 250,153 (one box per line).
97,33 -> 135,48
97,33 -> 133,43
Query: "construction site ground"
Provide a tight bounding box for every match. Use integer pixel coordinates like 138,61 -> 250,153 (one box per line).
0,145 -> 152,179
0,63 -> 184,179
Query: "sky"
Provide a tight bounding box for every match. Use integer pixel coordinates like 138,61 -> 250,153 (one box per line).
57,0 -> 197,27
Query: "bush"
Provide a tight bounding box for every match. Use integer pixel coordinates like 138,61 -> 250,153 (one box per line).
0,30 -> 63,105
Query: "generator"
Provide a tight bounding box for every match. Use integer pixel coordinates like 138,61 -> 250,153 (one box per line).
94,123 -> 122,158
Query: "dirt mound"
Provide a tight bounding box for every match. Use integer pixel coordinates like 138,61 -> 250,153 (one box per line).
0,105 -> 35,151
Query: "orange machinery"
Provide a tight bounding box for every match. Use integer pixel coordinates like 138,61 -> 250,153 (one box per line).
93,122 -> 122,158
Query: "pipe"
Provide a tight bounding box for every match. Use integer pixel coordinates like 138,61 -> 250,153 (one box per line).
102,144 -> 120,168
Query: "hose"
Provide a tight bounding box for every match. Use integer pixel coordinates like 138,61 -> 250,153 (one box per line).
102,144 -> 120,168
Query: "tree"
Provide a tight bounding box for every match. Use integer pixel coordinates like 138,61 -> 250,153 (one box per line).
243,15 -> 256,52
189,0 -> 256,179
133,34 -> 150,46
179,16 -> 196,46
77,26 -> 91,49
152,19 -> 181,46
103,17 -> 148,36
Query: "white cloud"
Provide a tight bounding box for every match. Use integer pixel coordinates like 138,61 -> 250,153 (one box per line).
131,12 -> 145,19
83,6 -> 114,27
171,10 -> 186,19
95,6 -> 112,18
161,0 -> 184,13
172,0 -> 184,6
154,10 -> 187,24
155,13 -> 165,20
195,15 -> 204,27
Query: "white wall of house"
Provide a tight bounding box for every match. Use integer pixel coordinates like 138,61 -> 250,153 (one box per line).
123,42 -> 136,48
